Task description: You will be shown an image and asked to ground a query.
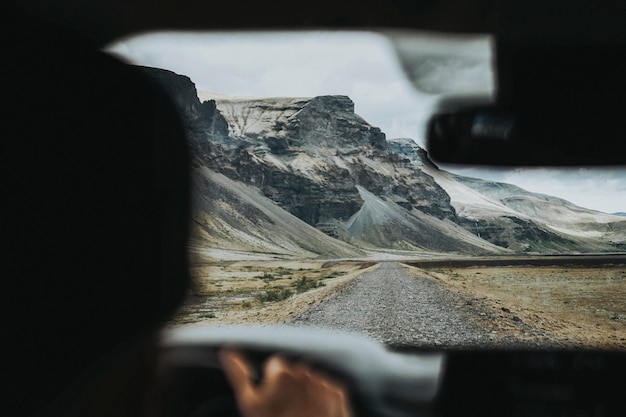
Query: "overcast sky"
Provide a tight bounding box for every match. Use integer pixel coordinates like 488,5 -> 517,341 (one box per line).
106,31 -> 625,214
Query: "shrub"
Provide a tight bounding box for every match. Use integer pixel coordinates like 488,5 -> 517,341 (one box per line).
256,288 -> 293,303
261,272 -> 277,281
292,277 -> 324,293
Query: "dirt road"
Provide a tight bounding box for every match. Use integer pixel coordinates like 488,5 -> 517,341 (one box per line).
290,262 -> 540,349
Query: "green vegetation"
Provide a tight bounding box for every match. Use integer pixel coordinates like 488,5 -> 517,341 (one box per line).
174,262 -> 368,324
292,276 -> 325,293
276,267 -> 291,276
261,272 -> 278,281
255,288 -> 294,303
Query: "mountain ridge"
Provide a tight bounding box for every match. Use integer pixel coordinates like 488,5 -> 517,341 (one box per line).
141,66 -> 626,259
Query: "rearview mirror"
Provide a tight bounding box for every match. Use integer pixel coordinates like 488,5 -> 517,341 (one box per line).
426,42 -> 626,166
427,104 -> 520,165
426,101 -> 626,166
427,100 -> 626,166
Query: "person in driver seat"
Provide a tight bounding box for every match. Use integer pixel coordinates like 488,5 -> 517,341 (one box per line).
4,4 -> 352,417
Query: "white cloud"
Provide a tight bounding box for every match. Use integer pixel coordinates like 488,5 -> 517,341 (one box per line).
106,31 -> 429,136
106,31 -> 626,214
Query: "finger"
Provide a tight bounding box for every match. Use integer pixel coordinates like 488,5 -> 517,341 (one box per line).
310,371 -> 352,417
262,355 -> 297,386
218,349 -> 256,400
340,398 -> 354,417
306,366 -> 347,392
325,381 -> 352,417
264,354 -> 287,372
318,381 -> 352,417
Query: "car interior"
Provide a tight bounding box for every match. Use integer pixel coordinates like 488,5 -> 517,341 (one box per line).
6,1 -> 626,417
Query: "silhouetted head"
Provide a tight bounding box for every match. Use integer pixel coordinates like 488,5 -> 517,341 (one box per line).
4,6 -> 191,416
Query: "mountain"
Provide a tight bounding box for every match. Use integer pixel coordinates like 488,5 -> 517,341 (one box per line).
190,165 -> 364,260
199,92 -> 504,255
142,66 -> 626,258
451,175 -> 626,252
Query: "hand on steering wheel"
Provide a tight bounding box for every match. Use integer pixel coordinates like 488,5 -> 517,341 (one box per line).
219,349 -> 353,417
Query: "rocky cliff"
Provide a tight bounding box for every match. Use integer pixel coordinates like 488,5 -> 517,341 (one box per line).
202,93 -> 479,252
139,66 -> 231,168
143,66 -> 626,258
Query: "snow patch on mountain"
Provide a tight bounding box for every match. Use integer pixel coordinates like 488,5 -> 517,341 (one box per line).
454,175 -> 626,240
420,164 -> 522,220
199,92 -> 311,138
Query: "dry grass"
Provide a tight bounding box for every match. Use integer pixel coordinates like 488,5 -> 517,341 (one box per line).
169,260 -> 378,327
413,265 -> 626,349
172,260 -> 626,350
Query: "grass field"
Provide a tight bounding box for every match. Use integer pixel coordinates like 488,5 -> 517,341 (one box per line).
171,259 -> 626,350
418,265 -> 626,349
170,260 -> 376,325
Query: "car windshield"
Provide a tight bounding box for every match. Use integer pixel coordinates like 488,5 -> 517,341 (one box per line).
106,31 -> 626,351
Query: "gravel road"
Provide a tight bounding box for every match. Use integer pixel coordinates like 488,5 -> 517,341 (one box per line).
290,262 -> 532,349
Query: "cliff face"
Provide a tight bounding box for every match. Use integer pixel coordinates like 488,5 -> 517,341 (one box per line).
205,94 -> 462,246
143,66 -> 626,257
207,95 -> 385,152
139,66 -> 230,168
288,95 -> 386,150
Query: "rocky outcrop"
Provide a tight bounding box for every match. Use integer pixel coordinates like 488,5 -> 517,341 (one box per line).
140,66 -> 230,169
456,216 -> 577,253
210,95 -> 386,152
206,95 -> 460,242
287,95 -> 386,150
224,148 -> 363,235
385,138 -> 456,219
